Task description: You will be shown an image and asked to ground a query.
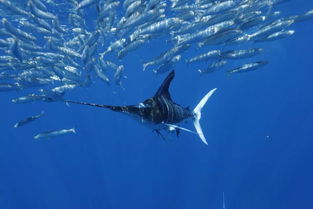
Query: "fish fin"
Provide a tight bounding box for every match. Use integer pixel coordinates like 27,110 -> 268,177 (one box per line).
71,128 -> 76,134
193,88 -> 217,145
143,62 -> 151,71
154,70 -> 175,100
164,123 -> 196,134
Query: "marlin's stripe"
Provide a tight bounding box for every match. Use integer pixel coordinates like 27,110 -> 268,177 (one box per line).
161,96 -> 171,123
168,98 -> 174,123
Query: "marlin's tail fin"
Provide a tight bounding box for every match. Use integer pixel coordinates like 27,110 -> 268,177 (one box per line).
193,88 -> 217,145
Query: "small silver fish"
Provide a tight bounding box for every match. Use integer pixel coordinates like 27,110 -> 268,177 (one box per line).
255,30 -> 295,42
143,44 -> 190,71
2,18 -> 37,42
51,84 -> 77,94
175,20 -> 234,45
10,39 -> 23,61
28,0 -> 57,20
0,0 -> 30,16
198,29 -> 242,47
240,16 -> 267,30
32,0 -> 47,11
114,65 -> 125,86
11,94 -> 47,103
14,111 -> 44,128
186,50 -> 221,64
123,0 -> 138,8
125,0 -> 142,17
131,18 -> 184,41
32,15 -> 53,31
57,46 -> 82,58
34,128 -> 76,139
221,48 -> 263,59
117,36 -> 149,58
121,8 -> 162,29
100,38 -> 127,57
153,55 -> 181,74
227,61 -> 268,74
198,60 -> 227,74
201,0 -> 236,15
18,18 -> 52,34
295,9 -> 313,23
250,19 -> 294,40
75,0 -> 97,10
145,0 -> 163,11
94,64 -> 110,85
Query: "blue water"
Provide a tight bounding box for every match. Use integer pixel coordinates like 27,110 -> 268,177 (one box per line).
1,1 -> 313,209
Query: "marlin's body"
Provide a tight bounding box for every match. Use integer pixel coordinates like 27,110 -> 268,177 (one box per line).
66,70 -> 217,145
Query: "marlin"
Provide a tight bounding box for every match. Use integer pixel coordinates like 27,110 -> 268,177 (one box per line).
65,70 -> 217,145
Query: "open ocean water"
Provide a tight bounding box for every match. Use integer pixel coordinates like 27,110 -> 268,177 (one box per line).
1,0 -> 313,209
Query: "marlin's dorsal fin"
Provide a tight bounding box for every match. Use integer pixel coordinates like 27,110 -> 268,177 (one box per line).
154,70 -> 175,100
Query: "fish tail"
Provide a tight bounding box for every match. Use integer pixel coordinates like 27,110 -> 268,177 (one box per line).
143,63 -> 149,71
192,88 -> 217,145
71,128 -> 76,134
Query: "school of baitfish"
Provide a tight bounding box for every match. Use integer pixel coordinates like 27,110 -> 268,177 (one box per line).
1,0 -> 312,139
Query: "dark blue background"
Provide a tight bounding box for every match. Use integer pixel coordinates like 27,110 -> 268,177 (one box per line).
1,1 -> 313,209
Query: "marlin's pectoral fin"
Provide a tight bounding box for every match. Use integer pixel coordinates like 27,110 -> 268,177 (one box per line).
164,123 -> 197,135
